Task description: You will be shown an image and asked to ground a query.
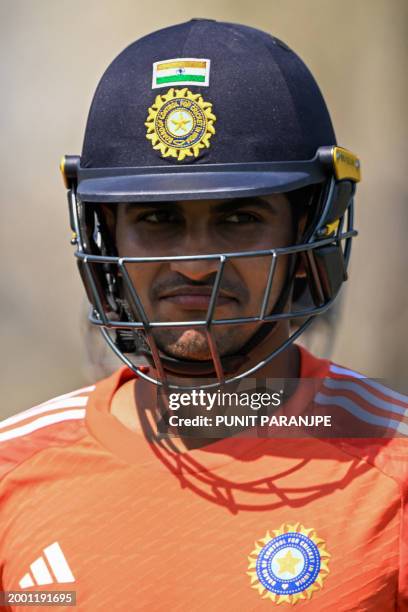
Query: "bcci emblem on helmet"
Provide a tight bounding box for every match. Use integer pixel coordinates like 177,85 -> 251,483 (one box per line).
145,87 -> 216,160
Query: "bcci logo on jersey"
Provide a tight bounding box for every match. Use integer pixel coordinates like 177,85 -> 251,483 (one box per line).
247,523 -> 330,604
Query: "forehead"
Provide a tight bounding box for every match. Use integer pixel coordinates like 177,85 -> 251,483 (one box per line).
121,193 -> 290,215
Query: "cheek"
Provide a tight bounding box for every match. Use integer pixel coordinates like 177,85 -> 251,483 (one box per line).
116,227 -> 142,257
235,259 -> 269,311
237,255 -> 290,314
120,262 -> 158,311
115,226 -> 160,309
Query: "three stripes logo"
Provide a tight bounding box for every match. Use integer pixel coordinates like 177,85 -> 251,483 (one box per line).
19,542 -> 75,588
0,384 -> 94,443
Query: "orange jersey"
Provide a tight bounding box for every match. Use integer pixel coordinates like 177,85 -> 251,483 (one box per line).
0,346 -> 407,611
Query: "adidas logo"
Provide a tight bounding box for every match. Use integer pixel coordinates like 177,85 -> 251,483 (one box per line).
19,542 -> 75,588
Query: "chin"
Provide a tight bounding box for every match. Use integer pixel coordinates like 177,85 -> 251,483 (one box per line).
154,328 -> 240,361
158,329 -> 212,361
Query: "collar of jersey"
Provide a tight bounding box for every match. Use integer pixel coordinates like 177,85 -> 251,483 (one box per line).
84,345 -> 331,469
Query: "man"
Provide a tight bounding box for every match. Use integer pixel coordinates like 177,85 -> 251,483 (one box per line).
1,19 -> 407,610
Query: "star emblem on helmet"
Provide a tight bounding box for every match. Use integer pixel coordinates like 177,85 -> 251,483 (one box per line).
145,87 -> 216,161
171,112 -> 193,134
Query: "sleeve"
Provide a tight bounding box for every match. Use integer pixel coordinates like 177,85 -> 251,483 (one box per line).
0,476 -> 13,611
0,436 -> 23,608
377,438 -> 408,611
346,437 -> 408,610
398,479 -> 408,610
0,576 -> 13,612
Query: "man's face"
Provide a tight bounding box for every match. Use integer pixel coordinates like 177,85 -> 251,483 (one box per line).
110,195 -> 294,361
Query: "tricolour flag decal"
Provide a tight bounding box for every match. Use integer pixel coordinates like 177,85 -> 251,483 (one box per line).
152,58 -> 210,89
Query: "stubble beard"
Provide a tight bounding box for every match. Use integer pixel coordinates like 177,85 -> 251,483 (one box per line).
152,326 -> 248,361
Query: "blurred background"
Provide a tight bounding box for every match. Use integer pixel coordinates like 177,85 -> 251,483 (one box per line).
1,0 -> 407,418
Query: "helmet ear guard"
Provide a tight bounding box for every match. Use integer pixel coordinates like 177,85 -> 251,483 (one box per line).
60,146 -> 360,390
294,146 -> 360,307
300,180 -> 355,306
61,156 -> 122,319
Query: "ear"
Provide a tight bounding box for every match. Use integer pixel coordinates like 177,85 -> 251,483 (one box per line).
100,204 -> 116,235
295,258 -> 307,279
295,208 -> 309,242
293,213 -> 308,281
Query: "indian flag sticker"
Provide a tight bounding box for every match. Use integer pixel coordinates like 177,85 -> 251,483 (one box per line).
152,58 -> 211,89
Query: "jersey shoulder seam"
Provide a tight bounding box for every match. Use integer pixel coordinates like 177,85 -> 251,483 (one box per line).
325,437 -> 407,495
0,430 -> 91,484
0,386 -> 95,483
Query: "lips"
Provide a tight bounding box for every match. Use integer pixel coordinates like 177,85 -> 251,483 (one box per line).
158,286 -> 238,310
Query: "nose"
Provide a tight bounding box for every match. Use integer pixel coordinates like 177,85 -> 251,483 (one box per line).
169,231 -> 222,281
169,256 -> 221,281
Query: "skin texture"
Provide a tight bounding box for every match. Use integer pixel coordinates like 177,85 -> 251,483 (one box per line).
105,195 -> 302,448
105,195 -> 295,362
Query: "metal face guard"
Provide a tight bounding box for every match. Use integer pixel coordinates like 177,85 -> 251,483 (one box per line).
62,147 -> 360,390
73,212 -> 356,390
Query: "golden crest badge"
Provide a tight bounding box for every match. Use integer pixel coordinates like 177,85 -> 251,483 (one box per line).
247,523 -> 330,605
145,87 -> 216,161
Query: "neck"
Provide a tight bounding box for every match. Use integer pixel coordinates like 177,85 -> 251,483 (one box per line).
111,323 -> 300,451
164,338 -> 300,451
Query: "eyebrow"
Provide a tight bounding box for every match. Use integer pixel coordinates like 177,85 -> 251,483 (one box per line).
123,197 -> 278,215
211,198 -> 278,215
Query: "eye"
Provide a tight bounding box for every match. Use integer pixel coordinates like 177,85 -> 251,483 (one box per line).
224,212 -> 260,223
140,210 -> 179,223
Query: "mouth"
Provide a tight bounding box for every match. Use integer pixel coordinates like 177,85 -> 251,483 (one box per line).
157,286 -> 238,310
